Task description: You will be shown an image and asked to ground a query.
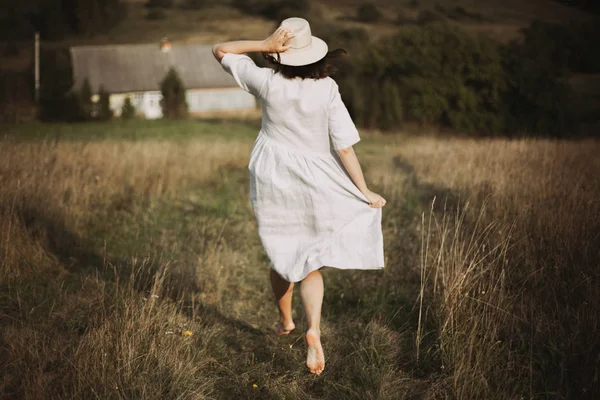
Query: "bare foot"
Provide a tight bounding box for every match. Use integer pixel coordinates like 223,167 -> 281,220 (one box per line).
305,328 -> 325,375
277,321 -> 295,336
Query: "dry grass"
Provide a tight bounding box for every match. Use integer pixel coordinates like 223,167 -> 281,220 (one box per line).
0,137 -> 251,397
396,137 -> 600,398
1,125 -> 598,399
0,138 -> 250,270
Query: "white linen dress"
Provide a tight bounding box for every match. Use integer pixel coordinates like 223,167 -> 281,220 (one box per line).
221,53 -> 385,283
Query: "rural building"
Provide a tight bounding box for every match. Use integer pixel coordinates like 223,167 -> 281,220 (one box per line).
70,40 -> 256,118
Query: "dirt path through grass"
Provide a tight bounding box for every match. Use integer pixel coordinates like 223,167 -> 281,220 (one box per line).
1,124 -> 436,398
75,160 -> 429,398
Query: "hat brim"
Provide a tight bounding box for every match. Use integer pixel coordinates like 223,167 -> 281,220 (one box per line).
269,36 -> 328,66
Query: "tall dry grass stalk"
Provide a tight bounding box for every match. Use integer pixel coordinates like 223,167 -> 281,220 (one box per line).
404,137 -> 600,398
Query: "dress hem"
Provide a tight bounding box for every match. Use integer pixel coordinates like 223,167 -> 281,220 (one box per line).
271,264 -> 385,283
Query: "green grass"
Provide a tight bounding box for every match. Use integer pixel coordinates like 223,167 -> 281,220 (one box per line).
0,120 -> 430,398
96,168 -> 422,398
0,119 -> 260,142
1,163 -> 424,399
0,118 -> 260,143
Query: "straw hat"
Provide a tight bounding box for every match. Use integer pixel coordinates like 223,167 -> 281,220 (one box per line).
269,18 -> 328,66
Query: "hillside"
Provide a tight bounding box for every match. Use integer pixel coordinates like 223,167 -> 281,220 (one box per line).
1,0 -> 597,131
1,0 -> 591,72
77,0 -> 593,45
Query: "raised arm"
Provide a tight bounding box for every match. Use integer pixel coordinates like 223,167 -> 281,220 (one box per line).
212,27 -> 295,62
336,147 -> 386,208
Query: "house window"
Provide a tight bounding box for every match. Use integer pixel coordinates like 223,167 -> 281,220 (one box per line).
189,92 -> 199,108
133,93 -> 144,106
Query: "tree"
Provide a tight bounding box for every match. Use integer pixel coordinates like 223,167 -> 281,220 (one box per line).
97,85 -> 113,120
181,0 -> 207,9
501,23 -> 577,136
38,0 -> 70,40
146,9 -> 167,20
417,9 -> 447,25
37,47 -> 82,121
145,0 -> 173,8
361,23 -> 506,133
233,0 -> 310,20
0,0 -> 127,40
159,68 -> 188,119
79,78 -> 93,120
72,0 -> 127,37
356,3 -> 382,23
121,97 -> 135,119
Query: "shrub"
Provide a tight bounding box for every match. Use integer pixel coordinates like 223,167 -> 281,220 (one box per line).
318,26 -> 370,55
435,4 -> 490,22
357,20 -> 581,135
416,9 -> 447,25
121,97 -> 136,119
396,9 -> 415,24
37,47 -> 74,121
501,21 -> 577,136
452,6 -> 488,21
3,41 -> 19,56
1,0 -> 127,41
313,26 -> 371,125
360,24 -> 506,133
97,85 -> 113,120
233,0 -> 310,20
146,9 -> 167,20
79,78 -> 93,121
0,71 -> 33,122
554,0 -> 600,14
570,18 -> 600,73
145,0 -> 173,8
377,78 -> 404,129
180,0 -> 207,9
356,3 -> 383,23
160,68 -> 188,119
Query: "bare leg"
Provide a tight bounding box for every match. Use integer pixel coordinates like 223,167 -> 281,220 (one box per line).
300,269 -> 325,375
270,269 -> 295,335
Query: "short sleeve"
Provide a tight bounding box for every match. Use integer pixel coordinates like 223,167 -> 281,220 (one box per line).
328,81 -> 360,150
220,53 -> 271,97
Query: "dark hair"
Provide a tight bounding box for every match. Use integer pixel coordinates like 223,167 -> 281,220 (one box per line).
262,49 -> 347,80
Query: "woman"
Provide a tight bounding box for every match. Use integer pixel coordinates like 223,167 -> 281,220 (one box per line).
212,17 -> 386,376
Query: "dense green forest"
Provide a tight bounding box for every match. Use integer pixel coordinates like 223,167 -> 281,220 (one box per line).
554,0 -> 600,14
271,16 -> 599,136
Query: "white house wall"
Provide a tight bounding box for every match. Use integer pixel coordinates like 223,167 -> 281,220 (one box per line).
186,88 -> 255,113
109,92 -> 162,119
108,88 -> 255,119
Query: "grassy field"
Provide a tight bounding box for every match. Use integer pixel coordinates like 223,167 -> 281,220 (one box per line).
1,120 -> 598,399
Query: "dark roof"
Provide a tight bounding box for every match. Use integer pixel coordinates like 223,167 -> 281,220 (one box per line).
70,43 -> 238,93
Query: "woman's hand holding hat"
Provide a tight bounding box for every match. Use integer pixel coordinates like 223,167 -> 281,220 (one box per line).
212,27 -> 295,62
263,27 -> 295,54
